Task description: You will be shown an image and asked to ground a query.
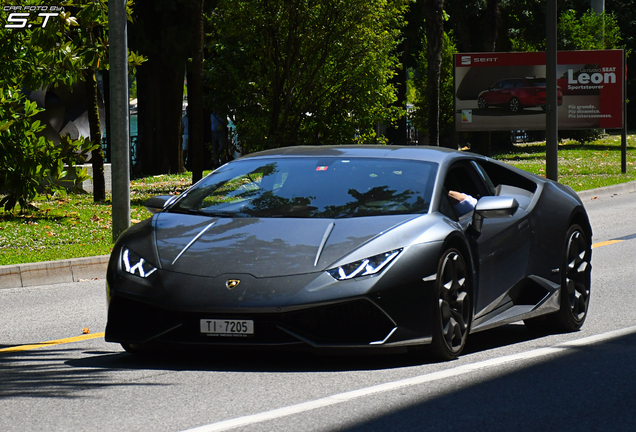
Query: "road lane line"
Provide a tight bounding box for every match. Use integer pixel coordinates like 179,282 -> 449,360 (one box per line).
592,240 -> 624,249
0,332 -> 105,354
182,325 -> 636,432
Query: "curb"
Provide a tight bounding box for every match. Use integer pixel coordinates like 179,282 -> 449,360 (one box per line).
576,179 -> 636,201
0,255 -> 109,290
2,180 -> 636,291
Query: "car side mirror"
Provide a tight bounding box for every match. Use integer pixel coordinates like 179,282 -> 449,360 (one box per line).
145,195 -> 176,214
472,196 -> 519,234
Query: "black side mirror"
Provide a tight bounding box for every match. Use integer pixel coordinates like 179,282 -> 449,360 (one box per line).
472,196 -> 519,234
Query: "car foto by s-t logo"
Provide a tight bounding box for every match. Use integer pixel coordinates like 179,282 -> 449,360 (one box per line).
3,5 -> 64,29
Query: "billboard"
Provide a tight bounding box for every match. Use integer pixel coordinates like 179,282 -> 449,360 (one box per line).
454,50 -> 624,131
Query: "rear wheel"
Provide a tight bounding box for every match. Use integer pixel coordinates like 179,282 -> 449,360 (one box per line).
525,224 -> 591,332
430,248 -> 471,360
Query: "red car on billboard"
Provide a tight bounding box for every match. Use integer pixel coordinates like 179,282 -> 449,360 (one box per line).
477,77 -> 563,113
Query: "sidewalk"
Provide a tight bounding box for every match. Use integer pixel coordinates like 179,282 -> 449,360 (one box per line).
1,179 -> 635,290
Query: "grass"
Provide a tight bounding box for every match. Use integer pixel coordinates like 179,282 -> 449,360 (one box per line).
0,172 -> 198,266
492,134 -> 636,191
1,135 -> 635,266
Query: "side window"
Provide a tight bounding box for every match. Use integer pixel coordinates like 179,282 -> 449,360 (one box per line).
440,162 -> 490,220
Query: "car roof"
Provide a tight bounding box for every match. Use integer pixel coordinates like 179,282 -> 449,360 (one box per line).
238,145 -> 475,165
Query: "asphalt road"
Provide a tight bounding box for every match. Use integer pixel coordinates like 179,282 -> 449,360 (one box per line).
1,191 -> 636,432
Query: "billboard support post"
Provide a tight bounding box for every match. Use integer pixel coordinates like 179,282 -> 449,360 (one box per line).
622,49 -> 627,174
546,0 -> 558,182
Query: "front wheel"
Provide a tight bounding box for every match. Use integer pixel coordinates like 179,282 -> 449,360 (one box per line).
430,248 -> 472,360
477,96 -> 488,109
509,97 -> 521,113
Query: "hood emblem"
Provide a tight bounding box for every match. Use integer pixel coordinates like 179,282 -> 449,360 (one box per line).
226,279 -> 240,290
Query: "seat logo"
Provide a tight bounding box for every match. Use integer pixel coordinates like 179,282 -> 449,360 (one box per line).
226,279 -> 240,290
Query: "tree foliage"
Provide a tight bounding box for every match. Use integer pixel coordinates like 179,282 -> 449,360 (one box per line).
0,3 -> 99,211
510,9 -> 624,52
205,0 -> 408,153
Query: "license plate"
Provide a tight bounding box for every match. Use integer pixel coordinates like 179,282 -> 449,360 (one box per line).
200,319 -> 254,336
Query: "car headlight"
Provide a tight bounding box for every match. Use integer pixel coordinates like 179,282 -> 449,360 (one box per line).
327,249 -> 402,281
121,248 -> 157,278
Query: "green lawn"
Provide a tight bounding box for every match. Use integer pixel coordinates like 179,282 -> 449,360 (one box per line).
0,172 -> 196,266
1,136 -> 635,266
492,135 -> 636,191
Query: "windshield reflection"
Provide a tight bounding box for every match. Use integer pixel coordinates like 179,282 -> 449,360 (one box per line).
170,157 -> 437,218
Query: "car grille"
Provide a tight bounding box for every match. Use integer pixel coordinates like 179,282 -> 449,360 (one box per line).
279,299 -> 396,345
107,296 -> 396,347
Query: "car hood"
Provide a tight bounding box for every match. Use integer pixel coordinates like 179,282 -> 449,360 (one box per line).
153,212 -> 419,278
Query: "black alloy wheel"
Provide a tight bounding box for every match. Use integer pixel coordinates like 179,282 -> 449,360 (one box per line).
509,97 -> 521,113
558,224 -> 591,330
524,224 -> 591,333
477,97 -> 487,109
431,248 -> 471,360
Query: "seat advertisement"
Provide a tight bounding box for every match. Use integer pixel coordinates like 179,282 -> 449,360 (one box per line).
454,50 -> 624,131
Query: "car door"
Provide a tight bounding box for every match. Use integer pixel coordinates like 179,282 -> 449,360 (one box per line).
442,160 -> 532,318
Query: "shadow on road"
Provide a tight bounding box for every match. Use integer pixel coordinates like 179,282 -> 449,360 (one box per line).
0,323 -> 557,399
335,331 -> 636,432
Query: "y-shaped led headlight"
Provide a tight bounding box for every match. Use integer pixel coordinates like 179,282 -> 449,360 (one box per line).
327,249 -> 402,281
121,248 -> 157,278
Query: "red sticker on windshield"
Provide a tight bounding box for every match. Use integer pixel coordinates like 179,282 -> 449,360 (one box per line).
316,166 -> 328,171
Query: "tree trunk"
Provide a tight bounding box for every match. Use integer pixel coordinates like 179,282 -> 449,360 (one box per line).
85,69 -> 106,201
136,57 -> 186,175
189,0 -> 205,184
384,39 -> 408,145
425,0 -> 444,147
130,0 -> 193,175
471,0 -> 501,156
483,0 -> 501,53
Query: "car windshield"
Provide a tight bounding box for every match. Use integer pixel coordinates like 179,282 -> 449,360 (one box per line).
169,157 -> 438,218
528,78 -> 546,86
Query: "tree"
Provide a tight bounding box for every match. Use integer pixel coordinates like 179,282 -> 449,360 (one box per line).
188,0 -> 206,184
130,0 -> 198,175
411,30 -> 457,147
424,0 -> 445,147
205,0 -> 408,153
1,4 -> 99,211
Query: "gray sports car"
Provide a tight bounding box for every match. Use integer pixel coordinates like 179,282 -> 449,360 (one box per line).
105,145 -> 592,360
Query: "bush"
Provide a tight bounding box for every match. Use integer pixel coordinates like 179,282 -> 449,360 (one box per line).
0,88 -> 97,212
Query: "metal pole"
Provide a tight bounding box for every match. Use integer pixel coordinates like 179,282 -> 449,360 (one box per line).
109,0 -> 130,241
546,0 -> 558,181
591,0 -> 605,14
622,50 -> 627,174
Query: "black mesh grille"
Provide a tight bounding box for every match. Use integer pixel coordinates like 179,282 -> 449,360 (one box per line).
280,299 -> 395,345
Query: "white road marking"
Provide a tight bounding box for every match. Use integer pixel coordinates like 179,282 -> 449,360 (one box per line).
182,326 -> 636,432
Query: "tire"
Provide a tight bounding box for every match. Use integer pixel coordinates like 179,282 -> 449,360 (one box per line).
430,248 -> 472,360
121,343 -> 149,355
525,224 -> 591,332
509,97 -> 521,113
477,97 -> 487,109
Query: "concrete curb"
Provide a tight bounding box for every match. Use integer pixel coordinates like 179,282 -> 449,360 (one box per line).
0,255 -> 109,290
576,179 -> 636,201
2,180 -> 636,290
